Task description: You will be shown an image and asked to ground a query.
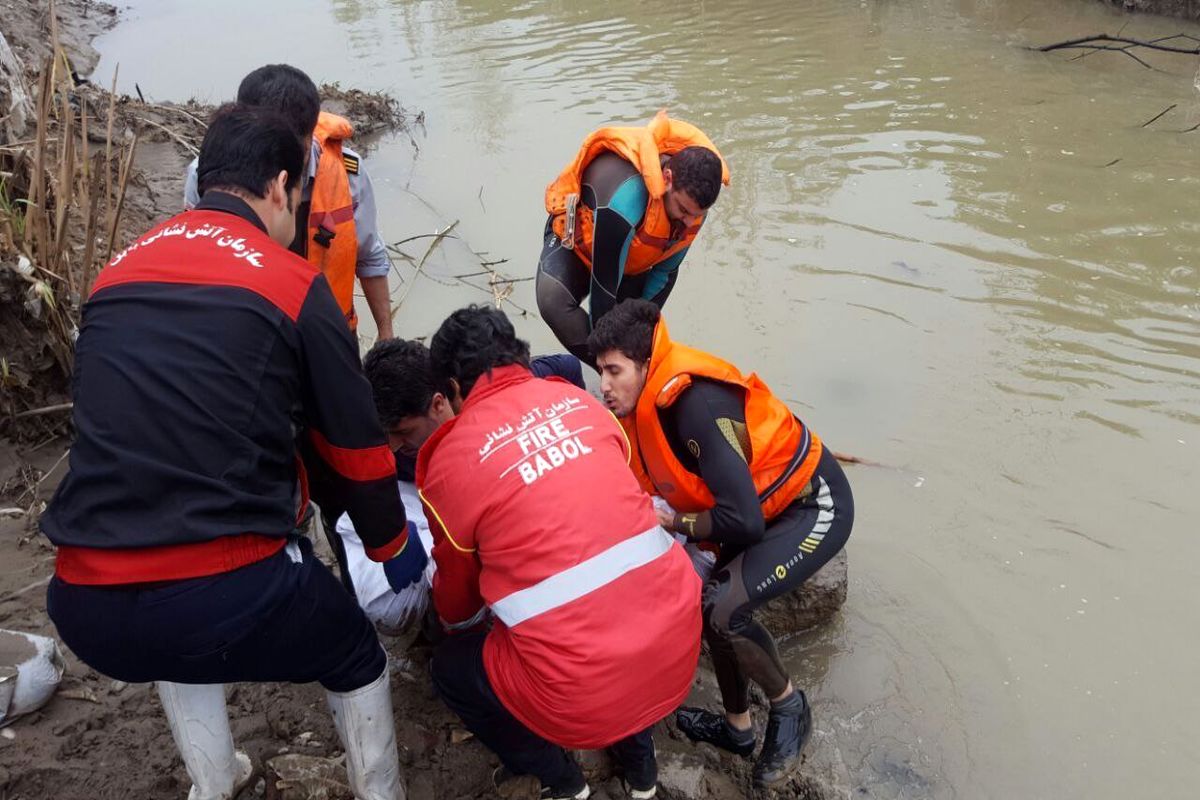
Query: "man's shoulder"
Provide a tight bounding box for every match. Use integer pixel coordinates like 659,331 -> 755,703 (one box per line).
340,144 -> 363,177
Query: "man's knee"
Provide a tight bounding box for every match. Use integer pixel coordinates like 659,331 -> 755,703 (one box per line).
702,577 -> 737,639
320,629 -> 386,693
429,632 -> 486,707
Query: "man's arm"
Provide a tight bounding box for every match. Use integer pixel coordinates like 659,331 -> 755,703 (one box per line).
295,275 -> 410,561
641,248 -> 686,307
347,154 -> 394,339
663,379 -> 766,546
587,174 -> 647,325
421,491 -> 487,631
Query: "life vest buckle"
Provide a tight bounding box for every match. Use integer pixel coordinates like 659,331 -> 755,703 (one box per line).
562,193 -> 578,250
313,225 -> 336,248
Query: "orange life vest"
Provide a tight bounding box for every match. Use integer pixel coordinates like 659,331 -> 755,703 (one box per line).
307,112 -> 359,330
545,111 -> 730,277
621,319 -> 823,522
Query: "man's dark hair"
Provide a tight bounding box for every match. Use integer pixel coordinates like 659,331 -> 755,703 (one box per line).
665,146 -> 723,209
236,64 -> 321,142
587,299 -> 660,363
363,338 -> 451,427
430,305 -> 531,399
197,104 -> 306,199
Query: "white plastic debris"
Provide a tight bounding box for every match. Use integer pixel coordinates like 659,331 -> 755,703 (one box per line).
0,629 -> 65,724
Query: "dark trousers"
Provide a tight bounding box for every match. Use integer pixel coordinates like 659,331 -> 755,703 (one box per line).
47,536 -> 385,693
704,448 -> 855,712
431,631 -> 656,790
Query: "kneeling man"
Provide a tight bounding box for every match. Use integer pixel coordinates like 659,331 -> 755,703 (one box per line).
418,306 -> 701,799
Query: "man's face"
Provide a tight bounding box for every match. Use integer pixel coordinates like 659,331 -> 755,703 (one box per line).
662,170 -> 707,227
597,350 -> 649,419
385,393 -> 455,457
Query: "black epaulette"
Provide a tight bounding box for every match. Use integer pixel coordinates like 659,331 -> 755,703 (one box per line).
342,153 -> 360,175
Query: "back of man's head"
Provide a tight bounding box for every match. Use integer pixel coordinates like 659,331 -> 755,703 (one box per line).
587,299 -> 660,363
665,146 -> 723,209
197,103 -> 305,201
363,338 -> 445,427
430,305 -> 531,399
236,64 -> 321,142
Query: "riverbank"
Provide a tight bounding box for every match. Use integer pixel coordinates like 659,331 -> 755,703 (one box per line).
1100,0 -> 1200,21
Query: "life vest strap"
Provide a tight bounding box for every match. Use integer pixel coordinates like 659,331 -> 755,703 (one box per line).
757,420 -> 811,505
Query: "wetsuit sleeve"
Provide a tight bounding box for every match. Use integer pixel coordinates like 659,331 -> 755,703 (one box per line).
588,174 -> 648,325
183,158 -> 200,210
665,381 -> 766,546
421,491 -> 487,630
295,276 -> 410,561
641,248 -> 686,306
347,152 -> 391,279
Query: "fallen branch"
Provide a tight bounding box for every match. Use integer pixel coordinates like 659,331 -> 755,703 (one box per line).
830,450 -> 882,467
136,116 -> 199,156
11,402 -> 73,419
391,220 -> 459,320
1140,104 -> 1177,128
1037,33 -> 1200,56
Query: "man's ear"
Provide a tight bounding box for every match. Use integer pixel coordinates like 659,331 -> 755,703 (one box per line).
662,167 -> 674,192
269,170 -> 289,209
447,378 -> 464,412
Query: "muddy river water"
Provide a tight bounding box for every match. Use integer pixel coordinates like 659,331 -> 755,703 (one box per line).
92,1 -> 1199,797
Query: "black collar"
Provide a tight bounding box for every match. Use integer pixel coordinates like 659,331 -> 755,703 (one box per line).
194,191 -> 269,235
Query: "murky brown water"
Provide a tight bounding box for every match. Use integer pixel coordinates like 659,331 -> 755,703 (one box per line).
94,1 -> 1200,797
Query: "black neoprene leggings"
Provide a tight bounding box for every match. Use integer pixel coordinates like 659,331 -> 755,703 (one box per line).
702,447 -> 854,713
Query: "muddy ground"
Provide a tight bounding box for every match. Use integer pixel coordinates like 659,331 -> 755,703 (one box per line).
0,3 -> 846,798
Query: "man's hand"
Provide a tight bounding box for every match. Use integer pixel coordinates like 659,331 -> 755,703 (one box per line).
383,521 -> 427,591
655,504 -> 676,531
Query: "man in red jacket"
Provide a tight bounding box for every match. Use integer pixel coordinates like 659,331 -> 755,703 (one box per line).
416,306 -> 702,800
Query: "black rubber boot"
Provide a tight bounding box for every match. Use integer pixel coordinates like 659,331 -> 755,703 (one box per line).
753,690 -> 812,789
675,707 -> 756,757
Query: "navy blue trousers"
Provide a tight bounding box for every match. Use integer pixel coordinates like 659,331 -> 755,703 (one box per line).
47,536 -> 384,692
431,631 -> 656,790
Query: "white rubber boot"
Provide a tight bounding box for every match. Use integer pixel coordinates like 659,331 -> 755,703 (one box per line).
326,664 -> 405,800
157,682 -> 253,800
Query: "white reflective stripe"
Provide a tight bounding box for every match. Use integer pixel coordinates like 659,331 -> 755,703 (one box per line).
490,526 -> 675,628
812,477 -> 835,534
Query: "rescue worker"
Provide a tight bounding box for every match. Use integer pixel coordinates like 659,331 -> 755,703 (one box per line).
587,300 -> 855,789
537,111 -> 729,366
184,64 -> 395,339
42,104 -> 427,800
416,306 -> 702,799
331,341 -> 586,632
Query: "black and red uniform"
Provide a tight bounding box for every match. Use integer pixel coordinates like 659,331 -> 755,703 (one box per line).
42,192 -> 409,692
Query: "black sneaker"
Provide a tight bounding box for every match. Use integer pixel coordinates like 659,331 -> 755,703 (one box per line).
675,707 -> 756,757
492,766 -> 591,799
752,690 -> 812,788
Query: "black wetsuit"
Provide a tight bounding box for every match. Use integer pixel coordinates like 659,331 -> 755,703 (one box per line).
536,153 -> 687,365
660,379 -> 854,713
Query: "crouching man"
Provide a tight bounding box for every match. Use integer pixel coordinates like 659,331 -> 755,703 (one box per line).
416,306 -> 701,799
588,300 -> 854,789
42,105 -> 424,800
